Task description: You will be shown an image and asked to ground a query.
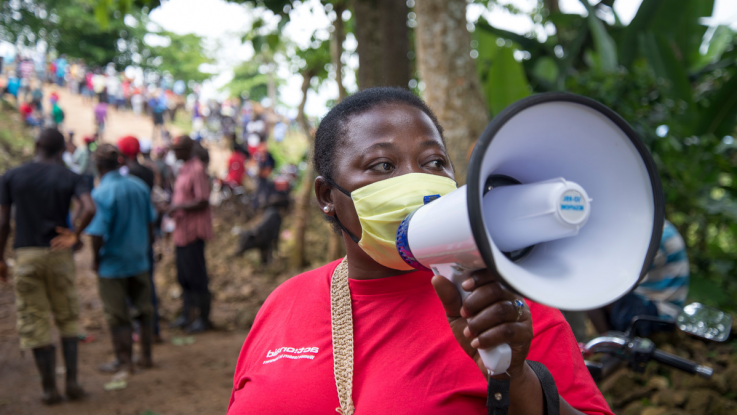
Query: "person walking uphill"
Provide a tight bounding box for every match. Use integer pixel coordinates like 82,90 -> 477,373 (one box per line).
166,135 -> 213,333
0,128 -> 96,405
85,145 -> 157,375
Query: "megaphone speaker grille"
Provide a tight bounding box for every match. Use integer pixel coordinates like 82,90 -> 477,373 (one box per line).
467,93 -> 664,311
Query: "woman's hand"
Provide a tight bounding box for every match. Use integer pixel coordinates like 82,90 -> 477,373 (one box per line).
431,269 -> 533,380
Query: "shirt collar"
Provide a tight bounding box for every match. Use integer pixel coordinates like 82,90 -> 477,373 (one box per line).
100,170 -> 122,184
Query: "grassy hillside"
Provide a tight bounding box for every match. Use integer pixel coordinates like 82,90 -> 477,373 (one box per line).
0,100 -> 35,171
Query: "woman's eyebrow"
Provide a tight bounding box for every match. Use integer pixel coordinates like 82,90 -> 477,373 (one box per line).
419,140 -> 444,149
364,142 -> 395,151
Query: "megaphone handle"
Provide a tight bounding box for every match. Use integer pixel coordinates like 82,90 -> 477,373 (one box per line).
431,263 -> 513,375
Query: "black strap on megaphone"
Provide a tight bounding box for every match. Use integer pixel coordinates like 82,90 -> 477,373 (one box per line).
487,361 -> 559,415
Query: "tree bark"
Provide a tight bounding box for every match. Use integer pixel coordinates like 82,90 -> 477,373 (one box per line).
414,0 -> 489,182
266,62 -> 277,109
380,0 -> 410,88
353,0 -> 410,89
331,2 -> 347,100
289,70 -> 316,270
327,4 -> 347,262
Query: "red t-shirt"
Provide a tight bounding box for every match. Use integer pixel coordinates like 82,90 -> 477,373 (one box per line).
225,151 -> 247,186
19,103 -> 33,119
227,260 -> 612,414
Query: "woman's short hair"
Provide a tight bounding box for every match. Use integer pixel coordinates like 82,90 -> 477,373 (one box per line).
313,87 -> 444,180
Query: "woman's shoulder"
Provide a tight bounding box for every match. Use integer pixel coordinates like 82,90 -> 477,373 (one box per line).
259,259 -> 342,310
526,299 -> 568,336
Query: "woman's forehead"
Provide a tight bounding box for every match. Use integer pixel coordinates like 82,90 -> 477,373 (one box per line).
343,102 -> 443,146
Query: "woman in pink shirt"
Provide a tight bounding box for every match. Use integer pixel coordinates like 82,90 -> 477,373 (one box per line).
227,88 -> 612,415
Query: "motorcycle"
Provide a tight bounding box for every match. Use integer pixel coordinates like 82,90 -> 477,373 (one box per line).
582,302 -> 732,382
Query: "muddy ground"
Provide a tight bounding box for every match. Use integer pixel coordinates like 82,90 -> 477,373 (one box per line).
0,207 -> 311,415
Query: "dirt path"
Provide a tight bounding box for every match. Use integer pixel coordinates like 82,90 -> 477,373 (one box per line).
0,90 -> 247,415
47,86 -> 229,179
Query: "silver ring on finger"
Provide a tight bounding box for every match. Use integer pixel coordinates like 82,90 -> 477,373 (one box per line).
512,299 -> 525,322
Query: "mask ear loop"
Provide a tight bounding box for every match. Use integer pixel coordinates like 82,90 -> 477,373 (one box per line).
324,176 -> 352,197
323,176 -> 361,245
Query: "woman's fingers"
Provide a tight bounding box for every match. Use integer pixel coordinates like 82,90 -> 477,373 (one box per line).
470,321 -> 533,349
464,299 -> 525,337
461,268 -> 502,291
461,281 -> 516,317
431,274 -> 463,320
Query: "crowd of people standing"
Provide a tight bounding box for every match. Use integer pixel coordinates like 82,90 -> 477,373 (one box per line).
0,126 -> 215,404
0,50 -> 306,406
1,54 -> 186,142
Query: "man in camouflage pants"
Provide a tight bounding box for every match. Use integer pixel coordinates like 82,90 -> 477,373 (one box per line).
0,128 -> 96,404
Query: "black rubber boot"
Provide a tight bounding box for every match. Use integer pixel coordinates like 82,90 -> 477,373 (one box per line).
32,345 -> 62,405
61,337 -> 86,400
137,322 -> 154,369
169,291 -> 191,329
186,291 -> 212,334
115,326 -> 135,374
99,326 -> 134,374
98,329 -> 122,373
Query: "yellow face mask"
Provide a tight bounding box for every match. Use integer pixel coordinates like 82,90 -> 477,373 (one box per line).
328,173 -> 457,270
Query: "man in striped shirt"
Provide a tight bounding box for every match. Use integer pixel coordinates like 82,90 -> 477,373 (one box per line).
633,220 -> 690,319
166,135 -> 213,333
590,220 -> 690,335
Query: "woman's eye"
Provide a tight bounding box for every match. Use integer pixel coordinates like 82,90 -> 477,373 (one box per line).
369,162 -> 395,172
425,159 -> 445,169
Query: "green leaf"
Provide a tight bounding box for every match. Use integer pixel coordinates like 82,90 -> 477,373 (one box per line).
579,0 -> 617,72
95,0 -> 111,29
692,25 -> 736,71
647,0 -> 715,70
475,19 -> 543,54
695,72 -> 737,136
487,46 -> 530,115
532,56 -> 559,84
618,0 -> 665,68
475,30 -> 530,115
639,32 -> 694,117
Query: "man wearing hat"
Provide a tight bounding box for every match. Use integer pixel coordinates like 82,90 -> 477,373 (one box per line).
117,135 -> 154,190
117,136 -> 163,342
166,135 -> 213,333
86,144 -> 157,374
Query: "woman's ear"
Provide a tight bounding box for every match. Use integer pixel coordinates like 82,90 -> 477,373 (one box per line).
314,176 -> 335,216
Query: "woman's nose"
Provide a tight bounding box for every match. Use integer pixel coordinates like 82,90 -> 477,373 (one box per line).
397,161 -> 425,176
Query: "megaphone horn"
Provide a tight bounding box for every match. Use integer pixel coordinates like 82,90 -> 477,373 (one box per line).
396,92 -> 664,375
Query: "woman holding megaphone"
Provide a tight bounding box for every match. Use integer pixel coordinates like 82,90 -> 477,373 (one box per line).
226,88 -> 612,415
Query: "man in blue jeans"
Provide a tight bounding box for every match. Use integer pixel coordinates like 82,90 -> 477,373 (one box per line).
85,144 -> 157,374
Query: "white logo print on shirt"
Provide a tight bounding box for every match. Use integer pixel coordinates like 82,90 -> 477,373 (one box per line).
263,346 -> 320,364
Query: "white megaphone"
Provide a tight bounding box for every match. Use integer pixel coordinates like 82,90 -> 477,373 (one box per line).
395,93 -> 664,375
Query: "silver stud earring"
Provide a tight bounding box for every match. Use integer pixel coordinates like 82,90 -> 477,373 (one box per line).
323,206 -> 330,213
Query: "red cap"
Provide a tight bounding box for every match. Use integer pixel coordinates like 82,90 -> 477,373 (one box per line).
117,135 -> 140,157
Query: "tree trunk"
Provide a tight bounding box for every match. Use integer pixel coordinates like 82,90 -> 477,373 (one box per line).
332,2 -> 348,100
544,0 -> 560,14
414,0 -> 489,182
327,5 -> 347,262
353,0 -> 410,89
289,71 -> 316,270
380,0 -> 410,88
267,62 -> 277,110
354,0 -> 383,89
